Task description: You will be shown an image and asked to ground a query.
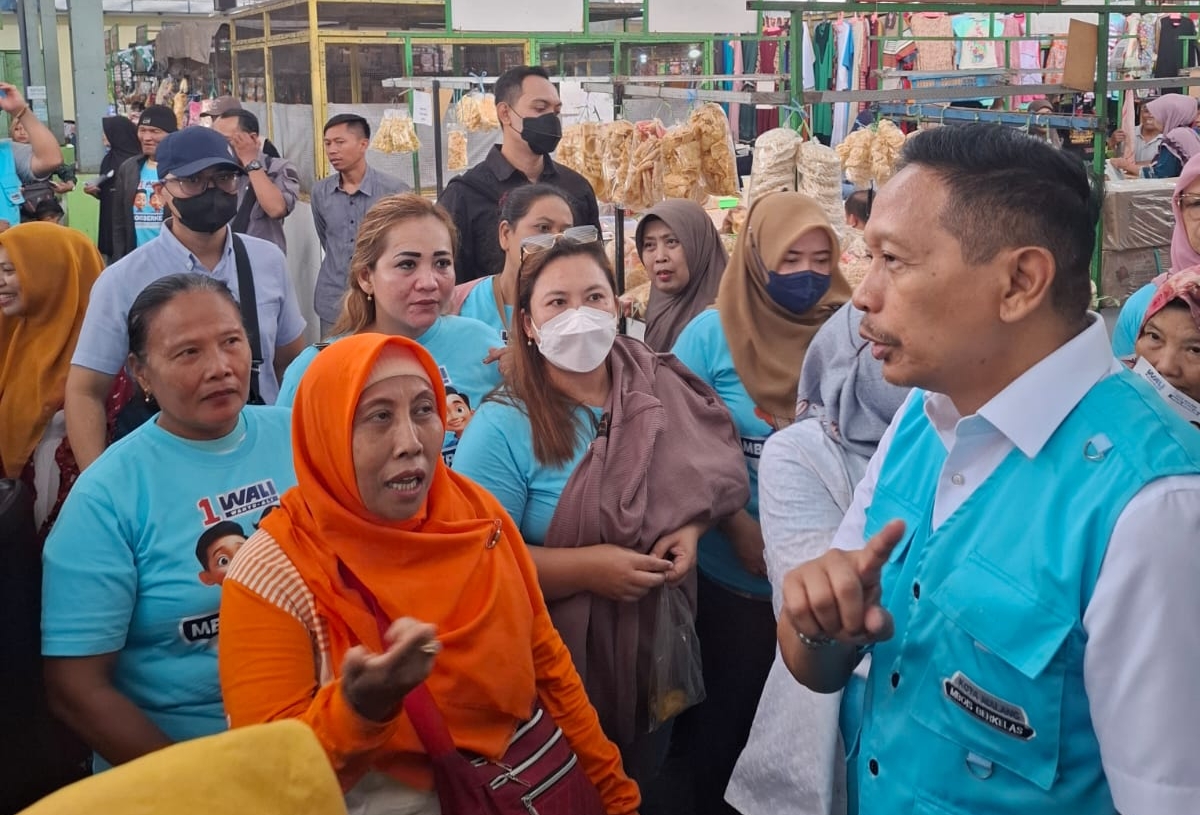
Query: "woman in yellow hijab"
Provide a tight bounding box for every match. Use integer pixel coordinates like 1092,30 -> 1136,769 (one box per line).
0,222 -> 103,539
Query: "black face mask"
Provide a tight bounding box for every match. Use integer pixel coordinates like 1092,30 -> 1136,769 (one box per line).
171,187 -> 239,234
517,112 -> 563,156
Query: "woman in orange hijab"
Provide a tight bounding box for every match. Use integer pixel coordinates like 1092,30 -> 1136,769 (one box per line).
0,222 -> 103,539
218,333 -> 639,815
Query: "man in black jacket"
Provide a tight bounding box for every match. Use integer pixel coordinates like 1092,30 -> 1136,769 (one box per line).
436,66 -> 600,283
110,105 -> 177,261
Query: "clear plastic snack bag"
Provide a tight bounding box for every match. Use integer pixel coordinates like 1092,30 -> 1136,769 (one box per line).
647,585 -> 705,733
447,124 -> 468,172
372,108 -> 420,155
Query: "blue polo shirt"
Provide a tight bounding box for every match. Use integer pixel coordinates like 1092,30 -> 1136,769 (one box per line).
72,222 -> 307,404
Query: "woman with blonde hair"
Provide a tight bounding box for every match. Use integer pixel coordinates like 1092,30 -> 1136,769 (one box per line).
278,193 -> 501,464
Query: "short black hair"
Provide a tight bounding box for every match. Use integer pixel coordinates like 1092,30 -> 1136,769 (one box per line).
844,190 -> 871,223
445,386 -> 471,410
494,65 -> 552,109
499,183 -> 573,228
323,113 -> 370,140
195,520 -> 246,568
219,109 -> 260,136
128,273 -> 240,361
897,124 -> 1098,322
33,198 -> 65,221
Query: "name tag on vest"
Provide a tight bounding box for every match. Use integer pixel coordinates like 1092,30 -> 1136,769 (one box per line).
943,671 -> 1036,740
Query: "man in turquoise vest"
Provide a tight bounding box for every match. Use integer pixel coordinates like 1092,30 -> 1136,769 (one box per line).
777,124 -> 1200,815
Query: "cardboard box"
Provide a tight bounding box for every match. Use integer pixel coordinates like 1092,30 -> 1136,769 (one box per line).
1102,178 -> 1177,251
1063,19 -> 1099,92
1100,246 -> 1169,303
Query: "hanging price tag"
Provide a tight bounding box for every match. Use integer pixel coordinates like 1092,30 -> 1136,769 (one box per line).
412,91 -> 434,127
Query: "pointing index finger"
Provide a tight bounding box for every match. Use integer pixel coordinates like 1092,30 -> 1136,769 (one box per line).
855,519 -> 906,582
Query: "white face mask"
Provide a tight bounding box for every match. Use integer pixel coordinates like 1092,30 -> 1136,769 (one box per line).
531,306 -> 618,373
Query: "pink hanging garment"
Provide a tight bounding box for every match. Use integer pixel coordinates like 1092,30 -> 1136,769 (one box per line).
1045,39 -> 1068,85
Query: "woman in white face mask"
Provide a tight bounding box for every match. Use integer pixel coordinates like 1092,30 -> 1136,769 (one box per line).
451,237 -> 749,795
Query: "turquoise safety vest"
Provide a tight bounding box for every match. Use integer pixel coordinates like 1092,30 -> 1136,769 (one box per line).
0,140 -> 23,225
851,370 -> 1200,815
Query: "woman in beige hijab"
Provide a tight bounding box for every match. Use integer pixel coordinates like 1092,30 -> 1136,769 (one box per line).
667,191 -> 850,815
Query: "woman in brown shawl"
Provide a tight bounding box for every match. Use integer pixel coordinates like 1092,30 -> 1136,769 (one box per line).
635,199 -> 728,352
668,191 -> 850,815
451,238 -> 749,791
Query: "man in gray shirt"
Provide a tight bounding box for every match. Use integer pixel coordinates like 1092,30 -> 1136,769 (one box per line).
311,113 -> 408,335
213,109 -> 300,253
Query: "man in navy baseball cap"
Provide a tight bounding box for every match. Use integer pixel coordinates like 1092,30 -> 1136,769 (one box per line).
155,126 -> 242,181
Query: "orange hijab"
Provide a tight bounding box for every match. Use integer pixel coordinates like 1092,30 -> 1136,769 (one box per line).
0,224 -> 103,477
261,333 -> 537,781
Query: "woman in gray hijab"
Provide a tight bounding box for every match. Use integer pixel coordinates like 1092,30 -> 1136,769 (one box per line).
636,199 -> 728,352
725,302 -> 909,815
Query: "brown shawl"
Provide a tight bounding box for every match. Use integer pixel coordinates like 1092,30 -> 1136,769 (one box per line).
637,199 -> 728,352
543,335 -> 750,745
717,192 -> 850,429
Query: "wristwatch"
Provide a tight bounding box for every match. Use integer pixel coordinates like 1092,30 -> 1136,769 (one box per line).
245,160 -> 263,172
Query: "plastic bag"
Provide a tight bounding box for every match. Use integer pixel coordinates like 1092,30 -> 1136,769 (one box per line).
661,122 -> 706,203
372,108 -> 421,155
747,127 -> 799,206
617,120 -> 665,212
458,91 -> 500,132
602,120 -> 636,204
446,125 -> 468,172
647,585 -> 705,733
689,102 -> 739,196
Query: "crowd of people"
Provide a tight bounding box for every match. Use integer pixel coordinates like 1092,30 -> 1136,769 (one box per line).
3,65 -> 1200,815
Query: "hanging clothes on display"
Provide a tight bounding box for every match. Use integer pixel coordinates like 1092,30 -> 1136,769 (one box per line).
801,22 -> 817,92
740,39 -> 757,142
1005,14 -> 1042,102
952,12 -> 1001,70
1045,39 -> 1069,85
811,21 -> 835,142
1108,14 -> 1130,76
910,12 -> 955,73
757,30 -> 783,135
1137,14 -> 1159,77
831,18 -> 854,147
1155,15 -> 1199,95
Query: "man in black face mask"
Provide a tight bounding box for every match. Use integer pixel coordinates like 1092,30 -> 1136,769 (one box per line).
64,127 -> 309,470
437,65 -> 601,283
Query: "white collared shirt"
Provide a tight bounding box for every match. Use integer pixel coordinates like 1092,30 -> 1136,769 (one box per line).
831,315 -> 1200,815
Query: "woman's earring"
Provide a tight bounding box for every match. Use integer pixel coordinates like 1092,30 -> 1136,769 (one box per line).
366,292 -> 374,302
143,389 -> 153,404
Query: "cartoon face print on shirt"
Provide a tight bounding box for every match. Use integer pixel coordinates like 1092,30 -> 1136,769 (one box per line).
195,521 -> 247,586
445,387 -> 474,438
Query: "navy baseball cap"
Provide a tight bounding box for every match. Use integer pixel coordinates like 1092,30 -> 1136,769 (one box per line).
155,126 -> 243,180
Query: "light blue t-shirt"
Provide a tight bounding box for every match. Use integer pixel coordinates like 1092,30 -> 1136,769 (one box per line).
42,407 -> 296,769
671,308 -> 770,598
72,224 -> 307,404
134,160 -> 163,247
458,276 -> 514,340
452,399 -> 603,544
277,315 -> 503,465
1111,282 -> 1156,358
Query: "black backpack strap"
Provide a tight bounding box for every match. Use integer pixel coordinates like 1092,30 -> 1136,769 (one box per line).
230,168 -> 260,235
232,234 -> 265,404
